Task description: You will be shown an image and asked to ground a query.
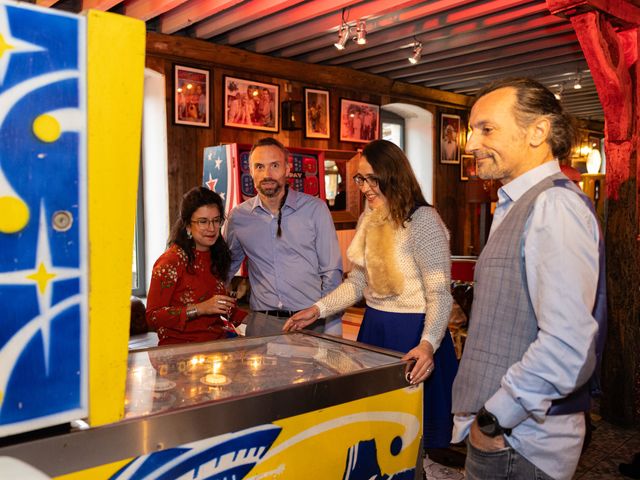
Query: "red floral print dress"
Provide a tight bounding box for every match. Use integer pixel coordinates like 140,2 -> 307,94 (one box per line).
146,245 -> 240,345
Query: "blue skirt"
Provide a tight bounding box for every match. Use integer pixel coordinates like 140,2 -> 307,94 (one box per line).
357,306 -> 458,449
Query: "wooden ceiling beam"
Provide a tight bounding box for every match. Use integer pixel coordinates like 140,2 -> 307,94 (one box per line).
123,0 -> 190,22
247,0 -> 451,54
193,0 -> 306,39
548,0 -> 640,26
82,0 -> 123,10
214,0 -> 362,45
296,0 -> 550,64
35,0 -> 62,7
336,14 -> 562,71
158,0 -> 243,34
376,32 -> 580,79
428,63 -> 594,91
394,48 -> 585,85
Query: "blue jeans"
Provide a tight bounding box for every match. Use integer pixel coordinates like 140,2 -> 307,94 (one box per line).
465,440 -> 554,480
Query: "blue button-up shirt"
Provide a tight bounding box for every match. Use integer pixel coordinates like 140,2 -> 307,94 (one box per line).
226,188 -> 343,333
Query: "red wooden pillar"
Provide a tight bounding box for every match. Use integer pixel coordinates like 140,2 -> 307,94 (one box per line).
547,0 -> 640,425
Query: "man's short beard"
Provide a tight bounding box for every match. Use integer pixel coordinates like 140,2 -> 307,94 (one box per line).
257,181 -> 282,198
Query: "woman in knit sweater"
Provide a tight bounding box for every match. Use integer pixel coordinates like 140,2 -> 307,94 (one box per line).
284,139 -> 458,450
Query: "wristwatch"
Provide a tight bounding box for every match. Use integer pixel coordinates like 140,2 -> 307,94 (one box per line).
477,406 -> 512,437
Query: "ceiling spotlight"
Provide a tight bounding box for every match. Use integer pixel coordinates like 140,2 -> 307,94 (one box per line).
408,42 -> 423,65
573,73 -> 582,90
554,83 -> 564,100
355,20 -> 367,45
334,25 -> 349,50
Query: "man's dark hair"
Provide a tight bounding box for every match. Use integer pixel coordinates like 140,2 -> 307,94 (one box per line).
473,78 -> 578,162
249,137 -> 289,161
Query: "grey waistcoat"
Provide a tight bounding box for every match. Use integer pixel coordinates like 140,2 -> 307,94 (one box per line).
451,172 -> 605,414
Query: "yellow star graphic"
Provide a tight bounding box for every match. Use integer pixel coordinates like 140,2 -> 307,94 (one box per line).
27,263 -> 56,294
0,33 -> 14,59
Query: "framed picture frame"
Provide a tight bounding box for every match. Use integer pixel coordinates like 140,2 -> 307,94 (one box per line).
304,88 -> 330,139
440,113 -> 462,164
223,76 -> 279,132
460,154 -> 476,181
174,65 -> 210,127
340,98 -> 380,143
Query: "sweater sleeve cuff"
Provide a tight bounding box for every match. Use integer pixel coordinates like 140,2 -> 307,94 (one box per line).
421,333 -> 442,353
485,387 -> 530,429
315,301 -> 328,319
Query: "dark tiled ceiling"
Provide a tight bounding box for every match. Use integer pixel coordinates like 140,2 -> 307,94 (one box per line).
46,0 -> 606,121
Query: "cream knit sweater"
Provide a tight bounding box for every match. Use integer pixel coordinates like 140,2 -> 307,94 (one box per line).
316,206 -> 452,351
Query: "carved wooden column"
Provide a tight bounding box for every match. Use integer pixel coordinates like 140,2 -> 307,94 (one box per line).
547,0 -> 640,425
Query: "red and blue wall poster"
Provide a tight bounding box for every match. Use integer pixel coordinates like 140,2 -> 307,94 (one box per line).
0,2 -> 88,437
202,144 -> 241,217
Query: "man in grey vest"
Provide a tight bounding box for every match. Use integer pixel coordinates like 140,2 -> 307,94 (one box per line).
451,78 -> 606,480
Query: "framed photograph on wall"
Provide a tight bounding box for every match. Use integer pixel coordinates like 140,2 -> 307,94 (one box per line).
440,113 -> 461,164
304,88 -> 330,139
174,65 -> 210,127
460,154 -> 476,181
223,76 -> 279,132
340,98 -> 379,143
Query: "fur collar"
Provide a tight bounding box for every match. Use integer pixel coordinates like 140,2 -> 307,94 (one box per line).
347,205 -> 404,297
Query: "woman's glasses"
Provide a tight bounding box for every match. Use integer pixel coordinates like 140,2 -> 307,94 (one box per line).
191,217 -> 224,228
352,174 -> 380,188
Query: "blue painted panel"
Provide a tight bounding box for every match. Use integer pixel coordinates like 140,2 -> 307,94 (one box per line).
0,2 -> 87,437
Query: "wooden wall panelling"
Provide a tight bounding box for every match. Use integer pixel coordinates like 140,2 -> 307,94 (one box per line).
146,32 -> 474,250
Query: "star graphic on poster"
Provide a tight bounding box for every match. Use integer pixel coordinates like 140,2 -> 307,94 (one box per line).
0,202 -> 80,375
0,6 -> 44,85
207,151 -> 213,161
220,192 -> 225,200
214,157 -> 222,170
206,172 -> 218,192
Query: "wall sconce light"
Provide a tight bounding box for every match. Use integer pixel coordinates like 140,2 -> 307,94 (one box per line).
355,20 -> 367,45
573,73 -> 582,90
408,41 -> 423,65
281,83 -> 302,130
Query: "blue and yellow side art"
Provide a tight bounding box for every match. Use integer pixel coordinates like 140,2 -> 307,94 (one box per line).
0,1 -> 88,437
0,0 -> 145,434
56,387 -> 423,480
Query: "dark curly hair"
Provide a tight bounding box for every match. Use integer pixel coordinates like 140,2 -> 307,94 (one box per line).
361,139 -> 430,227
168,186 -> 231,279
473,77 -> 578,162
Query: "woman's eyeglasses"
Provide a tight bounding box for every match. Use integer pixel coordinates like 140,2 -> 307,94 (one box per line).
353,174 -> 380,188
191,217 -> 224,228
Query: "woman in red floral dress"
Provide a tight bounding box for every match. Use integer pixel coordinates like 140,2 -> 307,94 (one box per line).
146,187 -> 242,345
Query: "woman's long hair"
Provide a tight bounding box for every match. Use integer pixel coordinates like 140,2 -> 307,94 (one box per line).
168,186 -> 231,279
362,140 -> 429,227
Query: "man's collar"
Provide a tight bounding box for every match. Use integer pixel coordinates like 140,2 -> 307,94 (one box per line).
499,160 -> 560,203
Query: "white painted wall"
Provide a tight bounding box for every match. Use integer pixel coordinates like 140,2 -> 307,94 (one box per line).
142,69 -> 170,293
382,104 -> 434,204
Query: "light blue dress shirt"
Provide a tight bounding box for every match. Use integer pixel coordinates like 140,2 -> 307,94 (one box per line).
226,188 -> 343,333
453,160 -> 601,480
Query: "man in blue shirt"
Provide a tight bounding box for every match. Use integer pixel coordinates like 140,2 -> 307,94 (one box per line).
451,79 -> 606,480
226,138 -> 343,336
